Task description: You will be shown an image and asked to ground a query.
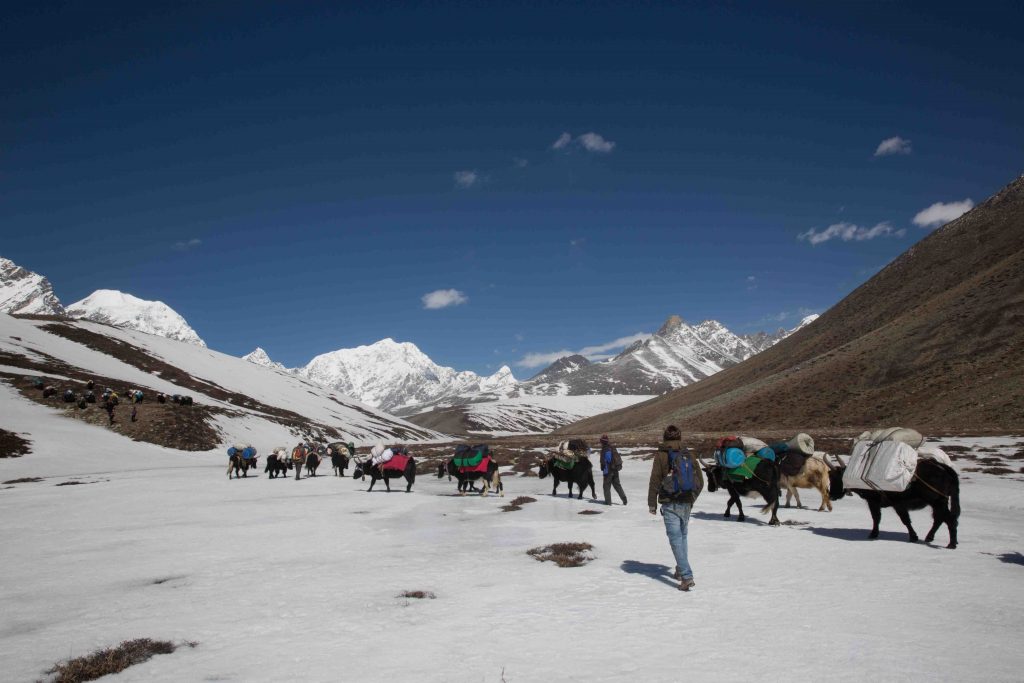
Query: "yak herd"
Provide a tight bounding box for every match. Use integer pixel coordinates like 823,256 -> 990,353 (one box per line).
224,436 -> 962,550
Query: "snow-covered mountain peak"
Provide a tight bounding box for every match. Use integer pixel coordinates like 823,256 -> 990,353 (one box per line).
794,313 -> 820,330
655,315 -> 685,336
242,347 -> 287,371
67,289 -> 206,347
480,365 -> 518,391
0,257 -> 65,316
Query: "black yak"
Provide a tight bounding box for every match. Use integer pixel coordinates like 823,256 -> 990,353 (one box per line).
354,456 -> 416,493
828,458 -> 960,549
537,457 -> 596,500
701,459 -> 781,526
437,458 -> 504,496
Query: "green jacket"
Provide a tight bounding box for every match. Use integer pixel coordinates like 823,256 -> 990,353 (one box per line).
647,439 -> 704,510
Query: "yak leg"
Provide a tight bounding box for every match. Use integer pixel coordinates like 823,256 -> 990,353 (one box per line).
926,502 -> 957,548
765,490 -> 780,526
384,474 -> 391,492
818,478 -> 832,512
891,502 -> 918,542
867,500 -> 882,538
495,473 -> 504,497
227,461 -> 233,478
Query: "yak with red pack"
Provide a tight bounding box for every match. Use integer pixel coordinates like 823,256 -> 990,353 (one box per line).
354,446 -> 416,492
437,444 -> 503,496
537,440 -> 596,500
700,437 -> 781,525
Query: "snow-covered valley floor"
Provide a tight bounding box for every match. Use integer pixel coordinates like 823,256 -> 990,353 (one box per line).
2,432 -> 1023,681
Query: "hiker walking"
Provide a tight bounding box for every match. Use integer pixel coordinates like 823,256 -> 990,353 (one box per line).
291,443 -> 306,480
104,398 -> 116,424
130,404 -> 138,422
648,425 -> 703,591
598,435 -> 627,505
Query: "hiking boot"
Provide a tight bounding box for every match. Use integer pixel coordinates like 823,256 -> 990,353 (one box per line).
678,577 -> 695,592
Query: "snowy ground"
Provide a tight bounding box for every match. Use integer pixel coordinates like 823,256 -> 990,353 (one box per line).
2,424 -> 1023,681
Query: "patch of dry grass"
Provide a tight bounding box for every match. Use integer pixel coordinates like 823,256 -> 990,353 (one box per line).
577,509 -> 603,515
3,476 -> 43,484
501,495 -> 537,512
527,542 -> 594,567
0,428 -> 31,458
43,638 -> 184,682
398,590 -> 436,599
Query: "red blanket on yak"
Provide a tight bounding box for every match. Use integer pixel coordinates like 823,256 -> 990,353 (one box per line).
459,455 -> 492,474
381,454 -> 410,472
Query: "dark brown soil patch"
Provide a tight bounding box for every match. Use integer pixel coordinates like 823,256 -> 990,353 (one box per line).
578,509 -> 603,515
3,476 -> 43,484
0,428 -> 32,458
43,638 -> 180,682
527,542 -> 594,567
983,467 -> 1015,475
398,590 -> 436,599
501,495 -> 537,512
56,480 -> 91,486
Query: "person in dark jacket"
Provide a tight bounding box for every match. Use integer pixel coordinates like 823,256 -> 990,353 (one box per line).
598,435 -> 627,506
648,425 -> 704,591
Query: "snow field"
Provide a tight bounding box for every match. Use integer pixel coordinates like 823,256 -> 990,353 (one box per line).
2,431 -> 1024,681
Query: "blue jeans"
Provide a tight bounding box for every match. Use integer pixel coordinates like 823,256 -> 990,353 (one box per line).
661,502 -> 693,580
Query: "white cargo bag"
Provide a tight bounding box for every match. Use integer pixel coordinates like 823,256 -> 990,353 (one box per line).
917,445 -> 955,469
787,433 -> 815,456
843,439 -> 918,492
739,436 -> 768,455
856,427 -> 924,449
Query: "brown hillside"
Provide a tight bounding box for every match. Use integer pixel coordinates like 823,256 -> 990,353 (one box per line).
562,175 -> 1024,436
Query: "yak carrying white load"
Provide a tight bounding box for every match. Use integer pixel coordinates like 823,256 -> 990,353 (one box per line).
843,427 -> 923,492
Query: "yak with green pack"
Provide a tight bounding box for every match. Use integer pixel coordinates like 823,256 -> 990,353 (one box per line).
700,451 -> 781,526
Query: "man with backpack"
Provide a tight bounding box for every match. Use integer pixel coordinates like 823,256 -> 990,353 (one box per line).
648,425 -> 704,591
598,435 -> 627,506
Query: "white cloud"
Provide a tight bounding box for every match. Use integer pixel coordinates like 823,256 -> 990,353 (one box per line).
874,136 -> 912,156
453,170 -> 480,189
551,132 -> 572,150
912,198 -> 974,228
551,131 -> 616,153
517,332 -> 650,368
421,289 -> 469,310
172,238 -> 202,251
513,157 -> 529,168
798,221 -> 905,245
577,132 -> 615,153
746,275 -> 756,282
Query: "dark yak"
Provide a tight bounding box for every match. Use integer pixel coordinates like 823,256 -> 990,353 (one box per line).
305,450 -> 322,477
227,453 -> 259,479
328,443 -> 351,477
264,453 -> 292,479
437,458 -> 503,496
828,457 -> 960,549
537,457 -> 596,500
354,455 -> 417,493
700,458 -> 781,526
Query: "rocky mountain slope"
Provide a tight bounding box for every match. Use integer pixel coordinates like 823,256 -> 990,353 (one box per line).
518,314 -> 817,396
0,314 -> 441,449
0,257 -> 65,315
67,290 -> 207,347
562,176 -> 1024,436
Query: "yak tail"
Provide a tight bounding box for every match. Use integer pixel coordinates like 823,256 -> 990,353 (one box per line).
948,465 -> 961,519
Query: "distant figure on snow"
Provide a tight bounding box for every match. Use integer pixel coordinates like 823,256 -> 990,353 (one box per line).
599,434 -> 627,506
104,399 -> 116,424
131,405 -> 137,422
291,443 -> 307,480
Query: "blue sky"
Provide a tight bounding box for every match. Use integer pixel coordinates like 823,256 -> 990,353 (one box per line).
3,2 -> 1022,376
